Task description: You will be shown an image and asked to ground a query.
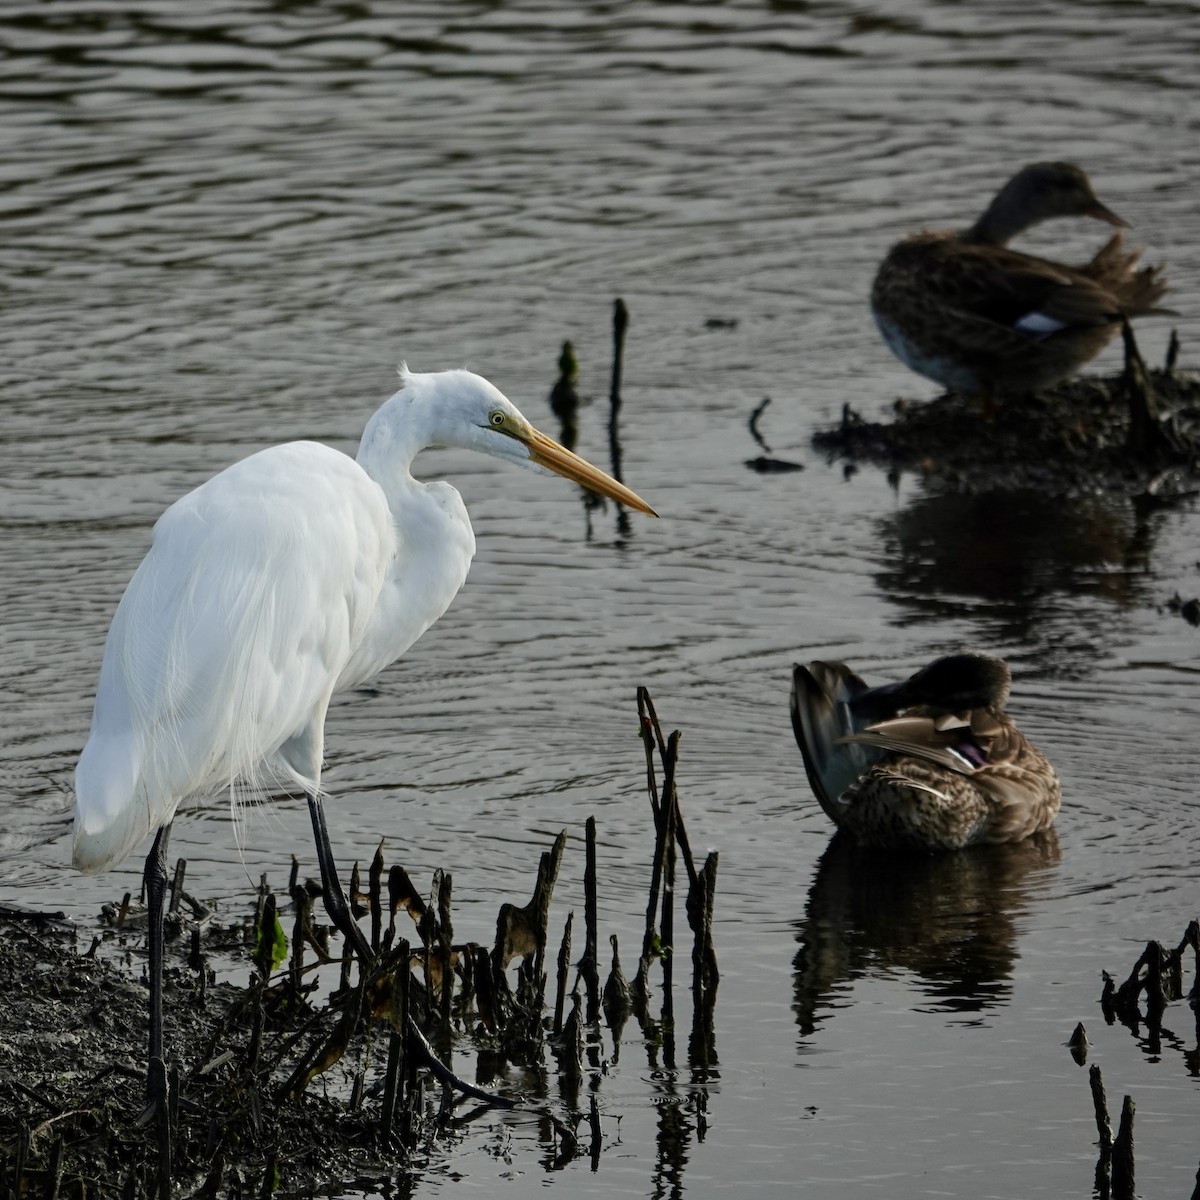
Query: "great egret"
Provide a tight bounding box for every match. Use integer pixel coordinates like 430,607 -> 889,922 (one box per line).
790,653 -> 1060,850
72,365 -> 656,1120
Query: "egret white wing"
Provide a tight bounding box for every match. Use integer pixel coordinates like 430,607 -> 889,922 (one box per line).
73,441 -> 392,872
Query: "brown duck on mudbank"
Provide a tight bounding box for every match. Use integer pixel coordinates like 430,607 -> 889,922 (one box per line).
871,162 -> 1169,400
790,653 -> 1060,851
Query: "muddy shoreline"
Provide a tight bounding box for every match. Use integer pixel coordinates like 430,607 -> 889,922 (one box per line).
0,905 -> 430,1198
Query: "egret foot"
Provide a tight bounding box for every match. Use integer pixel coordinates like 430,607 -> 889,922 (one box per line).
135,1055 -> 172,1197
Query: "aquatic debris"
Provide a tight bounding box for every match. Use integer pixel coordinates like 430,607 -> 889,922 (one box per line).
814,329 -> 1200,496
1165,592 -> 1200,626
746,396 -> 805,473
746,455 -> 806,473
1099,917 -> 1199,1042
1066,918 -> 1200,1199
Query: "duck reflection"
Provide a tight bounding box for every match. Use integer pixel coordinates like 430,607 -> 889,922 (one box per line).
875,487 -> 1173,665
793,829 -> 1061,1036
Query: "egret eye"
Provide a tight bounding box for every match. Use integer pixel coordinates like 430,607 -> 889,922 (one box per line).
490,411 -> 506,428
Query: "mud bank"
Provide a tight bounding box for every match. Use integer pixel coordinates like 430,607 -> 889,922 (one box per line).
814,335 -> 1200,496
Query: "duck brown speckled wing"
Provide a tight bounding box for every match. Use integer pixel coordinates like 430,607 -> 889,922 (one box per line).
872,223 -> 1169,395
838,708 -> 1061,848
791,654 -> 1062,851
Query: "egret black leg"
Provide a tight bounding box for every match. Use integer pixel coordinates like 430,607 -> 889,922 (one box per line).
141,822 -> 173,1195
307,792 -> 373,964
144,822 -> 171,1064
304,793 -> 515,1109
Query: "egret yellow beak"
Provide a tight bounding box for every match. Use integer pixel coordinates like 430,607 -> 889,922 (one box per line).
519,426 -> 658,516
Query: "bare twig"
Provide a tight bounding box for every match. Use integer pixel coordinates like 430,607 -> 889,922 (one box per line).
749,397 -> 772,452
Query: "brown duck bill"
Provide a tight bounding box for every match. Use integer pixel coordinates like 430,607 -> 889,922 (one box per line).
1086,200 -> 1130,228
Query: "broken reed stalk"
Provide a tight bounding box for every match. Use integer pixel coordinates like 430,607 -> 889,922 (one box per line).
558,993 -> 585,1088
253,873 -> 268,935
602,933 -> 632,1025
417,887 -> 435,1027
387,864 -> 427,953
688,852 -> 720,1017
637,689 -> 699,890
581,816 -> 601,1024
1166,328 -> 1180,371
554,912 -> 573,1035
631,688 -> 717,1024
608,298 -> 631,538
588,1094 -> 602,1172
1121,318 -> 1161,454
609,298 -> 627,450
1089,1064 -> 1114,1156
492,829 -> 567,1034
247,891 -> 278,1070
637,686 -> 668,766
169,858 -> 186,915
369,843 -> 385,954
1088,1065 -> 1136,1200
661,770 -> 677,1035
1113,1094 -> 1135,1200
337,933 -> 353,993
380,939 -> 410,1146
289,867 -> 309,1005
633,729 -> 679,1001
436,870 -> 454,1028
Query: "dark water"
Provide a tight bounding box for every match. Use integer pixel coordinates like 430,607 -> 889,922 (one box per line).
3,2 -> 1200,1196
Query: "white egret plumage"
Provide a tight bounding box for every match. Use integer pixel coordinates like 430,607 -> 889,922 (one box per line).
72,365 -> 655,1130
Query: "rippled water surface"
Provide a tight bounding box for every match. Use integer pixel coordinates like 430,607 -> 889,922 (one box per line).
3,2 -> 1200,1196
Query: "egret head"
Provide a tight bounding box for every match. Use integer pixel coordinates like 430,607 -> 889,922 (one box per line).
389,364 -> 657,516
